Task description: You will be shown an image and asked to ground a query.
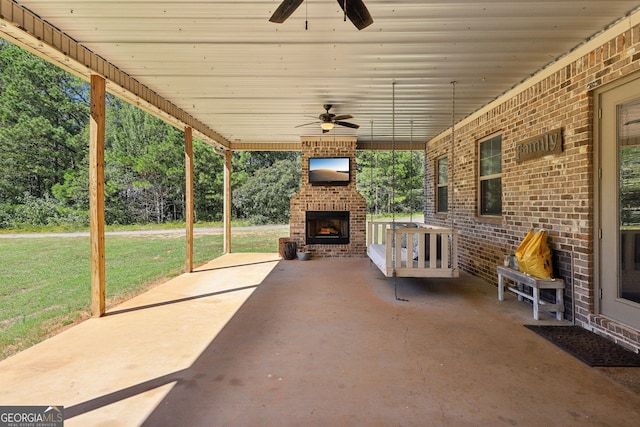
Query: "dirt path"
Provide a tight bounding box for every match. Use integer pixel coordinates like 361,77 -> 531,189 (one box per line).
0,224 -> 289,239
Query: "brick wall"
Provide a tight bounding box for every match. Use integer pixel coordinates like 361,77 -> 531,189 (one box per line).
290,137 -> 367,257
425,24 -> 640,351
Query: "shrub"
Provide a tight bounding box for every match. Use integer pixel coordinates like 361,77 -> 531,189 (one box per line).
13,192 -> 61,226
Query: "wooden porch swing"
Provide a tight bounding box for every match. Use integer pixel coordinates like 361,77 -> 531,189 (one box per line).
366,82 -> 459,279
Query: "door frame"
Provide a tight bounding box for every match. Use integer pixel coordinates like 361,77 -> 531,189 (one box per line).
594,71 -> 640,327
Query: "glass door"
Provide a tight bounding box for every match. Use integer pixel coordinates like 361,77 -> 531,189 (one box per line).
598,79 -> 640,329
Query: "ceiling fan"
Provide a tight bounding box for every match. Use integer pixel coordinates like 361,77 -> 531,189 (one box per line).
296,104 -> 360,133
269,0 -> 374,30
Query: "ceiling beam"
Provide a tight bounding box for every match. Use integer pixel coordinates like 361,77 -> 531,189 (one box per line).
229,141 -> 302,151
229,140 -> 426,151
0,0 -> 230,150
356,142 -> 426,151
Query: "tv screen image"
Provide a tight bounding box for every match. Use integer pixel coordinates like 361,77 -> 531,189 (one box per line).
308,157 -> 350,185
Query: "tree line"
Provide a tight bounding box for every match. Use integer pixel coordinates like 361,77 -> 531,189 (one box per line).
0,39 -> 422,228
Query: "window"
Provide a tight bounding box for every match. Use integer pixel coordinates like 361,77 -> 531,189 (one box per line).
479,134 -> 502,216
436,156 -> 448,213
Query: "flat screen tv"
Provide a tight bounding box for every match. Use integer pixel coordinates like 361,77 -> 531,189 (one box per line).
308,157 -> 350,185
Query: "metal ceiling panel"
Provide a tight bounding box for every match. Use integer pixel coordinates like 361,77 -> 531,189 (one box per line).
9,0 -> 640,146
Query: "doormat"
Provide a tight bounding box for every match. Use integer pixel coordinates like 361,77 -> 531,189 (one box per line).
524,325 -> 640,367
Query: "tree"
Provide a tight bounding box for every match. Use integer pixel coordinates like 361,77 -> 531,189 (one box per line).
233,157 -> 301,224
104,98 -> 187,223
193,140 -> 224,222
0,39 -> 89,203
356,150 -> 424,215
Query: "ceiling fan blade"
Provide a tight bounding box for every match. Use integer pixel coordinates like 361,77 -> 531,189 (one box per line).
336,0 -> 374,30
269,0 -> 304,23
332,114 -> 353,121
295,121 -> 319,128
335,121 -> 360,129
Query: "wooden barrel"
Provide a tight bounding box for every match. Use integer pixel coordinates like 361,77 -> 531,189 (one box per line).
278,238 -> 290,256
281,241 -> 297,260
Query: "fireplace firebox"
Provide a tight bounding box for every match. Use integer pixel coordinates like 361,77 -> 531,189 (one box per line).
306,211 -> 350,245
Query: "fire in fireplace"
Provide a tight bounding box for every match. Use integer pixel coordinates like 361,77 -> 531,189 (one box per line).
306,211 -> 350,245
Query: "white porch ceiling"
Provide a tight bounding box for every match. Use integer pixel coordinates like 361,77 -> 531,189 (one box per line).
5,1 -> 640,148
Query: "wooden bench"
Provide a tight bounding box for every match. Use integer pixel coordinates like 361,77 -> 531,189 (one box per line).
497,266 -> 565,320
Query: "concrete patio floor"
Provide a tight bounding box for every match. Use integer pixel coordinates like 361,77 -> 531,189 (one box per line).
1,253 -> 640,426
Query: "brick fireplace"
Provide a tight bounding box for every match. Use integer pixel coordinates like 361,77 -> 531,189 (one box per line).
289,136 -> 366,257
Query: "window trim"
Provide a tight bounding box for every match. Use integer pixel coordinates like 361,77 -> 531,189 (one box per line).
477,133 -> 503,218
435,155 -> 448,214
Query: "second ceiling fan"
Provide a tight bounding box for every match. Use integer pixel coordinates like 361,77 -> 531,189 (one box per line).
269,0 -> 374,30
296,104 -> 360,133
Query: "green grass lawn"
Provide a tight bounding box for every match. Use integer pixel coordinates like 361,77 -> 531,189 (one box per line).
0,227 -> 286,360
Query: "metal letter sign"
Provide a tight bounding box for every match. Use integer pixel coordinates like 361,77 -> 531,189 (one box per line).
515,128 -> 563,163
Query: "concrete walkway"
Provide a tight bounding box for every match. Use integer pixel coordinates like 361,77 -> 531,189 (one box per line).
1,254 -> 639,426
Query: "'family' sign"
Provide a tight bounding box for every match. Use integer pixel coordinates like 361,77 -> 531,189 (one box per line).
516,128 -> 563,163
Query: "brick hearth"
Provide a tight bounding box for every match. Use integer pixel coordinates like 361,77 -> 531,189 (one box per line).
289,136 -> 366,257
